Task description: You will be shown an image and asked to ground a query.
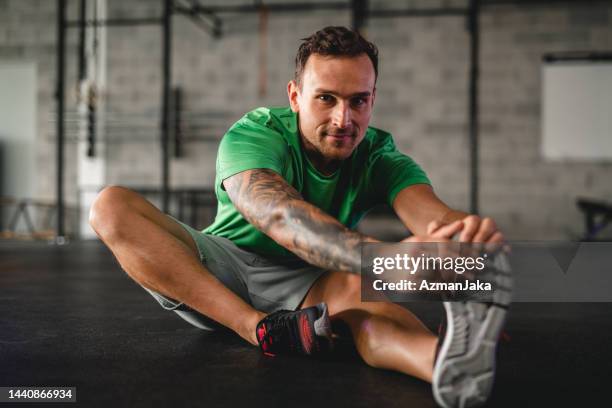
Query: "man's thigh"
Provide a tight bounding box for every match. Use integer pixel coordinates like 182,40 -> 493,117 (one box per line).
141,225 -> 252,330
112,186 -> 199,256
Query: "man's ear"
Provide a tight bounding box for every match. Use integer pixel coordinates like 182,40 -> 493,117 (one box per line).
287,80 -> 300,113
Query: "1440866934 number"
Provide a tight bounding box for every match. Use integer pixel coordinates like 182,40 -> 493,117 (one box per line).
5,387 -> 74,401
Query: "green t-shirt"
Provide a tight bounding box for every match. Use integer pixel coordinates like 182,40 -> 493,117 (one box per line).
203,106 -> 430,257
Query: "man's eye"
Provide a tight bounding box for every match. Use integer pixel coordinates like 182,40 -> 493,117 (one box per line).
318,95 -> 333,102
352,98 -> 366,106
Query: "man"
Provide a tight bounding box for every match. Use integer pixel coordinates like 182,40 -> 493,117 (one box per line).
90,26 -> 509,408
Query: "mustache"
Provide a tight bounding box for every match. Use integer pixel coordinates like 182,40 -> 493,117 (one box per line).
323,128 -> 356,137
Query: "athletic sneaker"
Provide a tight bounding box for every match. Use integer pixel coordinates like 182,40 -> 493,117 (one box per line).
256,302 -> 333,356
433,251 -> 513,408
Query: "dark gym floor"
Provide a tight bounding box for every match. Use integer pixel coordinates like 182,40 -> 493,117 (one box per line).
1,241 -> 610,407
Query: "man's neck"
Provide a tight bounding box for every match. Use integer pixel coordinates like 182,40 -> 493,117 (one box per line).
300,137 -> 340,176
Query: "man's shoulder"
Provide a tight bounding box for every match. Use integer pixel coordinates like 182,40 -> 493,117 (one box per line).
362,125 -> 395,151
235,106 -> 297,136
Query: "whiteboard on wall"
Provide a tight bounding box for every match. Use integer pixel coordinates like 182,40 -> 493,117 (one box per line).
541,61 -> 612,161
0,63 -> 37,199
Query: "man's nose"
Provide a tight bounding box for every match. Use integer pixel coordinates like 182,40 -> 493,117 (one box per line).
331,102 -> 351,129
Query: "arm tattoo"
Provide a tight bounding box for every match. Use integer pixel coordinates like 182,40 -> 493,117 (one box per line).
224,169 -> 375,273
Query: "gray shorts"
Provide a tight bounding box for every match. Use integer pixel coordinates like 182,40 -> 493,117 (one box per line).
144,218 -> 328,331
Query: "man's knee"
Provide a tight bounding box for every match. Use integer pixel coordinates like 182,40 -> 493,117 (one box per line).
327,272 -> 362,313
89,186 -> 135,241
355,314 -> 402,367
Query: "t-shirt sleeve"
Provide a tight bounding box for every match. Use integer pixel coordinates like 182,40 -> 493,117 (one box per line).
216,113 -> 288,182
369,133 -> 431,206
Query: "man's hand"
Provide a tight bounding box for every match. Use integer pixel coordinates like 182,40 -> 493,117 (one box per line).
451,215 -> 503,243
401,220 -> 464,243
392,185 -> 504,243
402,215 -> 504,244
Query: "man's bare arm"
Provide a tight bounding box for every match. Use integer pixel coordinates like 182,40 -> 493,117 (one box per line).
223,168 -> 377,273
393,184 -> 502,243
393,184 -> 458,235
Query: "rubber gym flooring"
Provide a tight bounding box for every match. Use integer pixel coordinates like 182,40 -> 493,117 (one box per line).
1,241 -> 610,407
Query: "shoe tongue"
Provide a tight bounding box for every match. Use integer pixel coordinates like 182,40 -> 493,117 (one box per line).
313,303 -> 332,338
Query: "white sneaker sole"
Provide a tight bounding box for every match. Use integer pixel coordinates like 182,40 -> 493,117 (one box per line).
432,252 -> 512,408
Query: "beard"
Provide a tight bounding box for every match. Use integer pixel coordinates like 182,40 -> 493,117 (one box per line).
320,125 -> 356,138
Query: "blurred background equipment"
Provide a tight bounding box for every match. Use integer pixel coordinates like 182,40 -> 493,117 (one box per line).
1,0 -> 611,243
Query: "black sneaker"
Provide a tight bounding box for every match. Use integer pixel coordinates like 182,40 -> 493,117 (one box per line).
256,302 -> 333,356
433,251 -> 513,408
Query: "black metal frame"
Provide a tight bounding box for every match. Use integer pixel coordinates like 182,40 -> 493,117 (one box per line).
577,198 -> 612,241
161,0 -> 172,213
173,87 -> 183,158
55,0 -> 602,239
543,51 -> 612,63
56,0 -> 66,240
467,0 -> 480,215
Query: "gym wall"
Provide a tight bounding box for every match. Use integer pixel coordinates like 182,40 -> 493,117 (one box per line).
1,0 -> 611,239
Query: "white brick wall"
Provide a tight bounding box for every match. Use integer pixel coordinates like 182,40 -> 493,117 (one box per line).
2,0 -> 612,239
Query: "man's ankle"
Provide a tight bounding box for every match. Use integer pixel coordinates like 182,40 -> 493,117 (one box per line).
243,311 -> 267,346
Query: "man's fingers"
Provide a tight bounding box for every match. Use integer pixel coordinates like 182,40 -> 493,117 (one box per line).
433,220 -> 464,239
405,221 -> 462,242
426,220 -> 443,235
413,216 -> 503,243
473,217 -> 497,243
458,215 -> 480,242
486,231 -> 504,244
405,235 -> 442,245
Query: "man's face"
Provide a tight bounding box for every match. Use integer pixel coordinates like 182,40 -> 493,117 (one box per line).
288,53 -> 376,168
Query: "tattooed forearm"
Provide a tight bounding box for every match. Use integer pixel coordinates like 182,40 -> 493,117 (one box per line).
223,169 -> 377,273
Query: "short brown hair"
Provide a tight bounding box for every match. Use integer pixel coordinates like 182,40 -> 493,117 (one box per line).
294,26 -> 379,86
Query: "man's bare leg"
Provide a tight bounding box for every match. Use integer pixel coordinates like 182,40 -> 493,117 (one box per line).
89,186 -> 265,345
300,271 -> 437,382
